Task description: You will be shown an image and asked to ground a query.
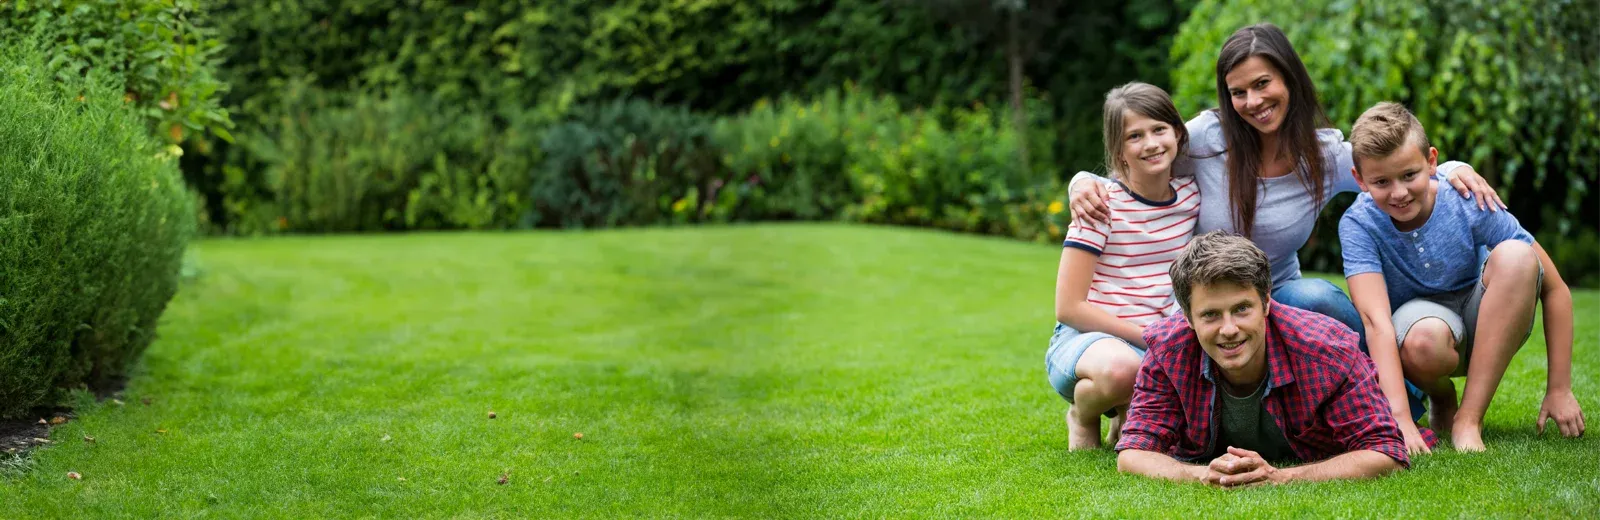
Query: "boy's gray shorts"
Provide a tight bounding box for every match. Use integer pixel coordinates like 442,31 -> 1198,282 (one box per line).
1391,259 -> 1543,377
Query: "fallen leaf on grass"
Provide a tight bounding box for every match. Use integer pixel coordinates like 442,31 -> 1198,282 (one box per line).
543,476 -> 552,483
50,417 -> 67,425
573,432 -> 584,440
155,429 -> 168,434
112,399 -> 125,406
497,469 -> 511,485
67,472 -> 81,480
381,434 -> 392,442
37,418 -> 47,425
32,438 -> 51,444
397,477 -> 407,482
487,411 -> 497,419
141,397 -> 152,406
83,435 -> 96,443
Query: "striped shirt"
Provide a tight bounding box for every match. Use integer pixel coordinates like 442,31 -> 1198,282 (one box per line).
1063,178 -> 1200,325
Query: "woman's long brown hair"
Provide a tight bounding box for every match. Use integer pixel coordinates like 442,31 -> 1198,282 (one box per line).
1211,23 -> 1332,237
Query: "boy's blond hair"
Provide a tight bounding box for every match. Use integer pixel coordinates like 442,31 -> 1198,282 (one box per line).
1349,102 -> 1431,171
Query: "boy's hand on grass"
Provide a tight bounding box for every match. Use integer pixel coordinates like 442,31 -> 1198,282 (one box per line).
1399,423 -> 1432,455
1538,390 -> 1586,438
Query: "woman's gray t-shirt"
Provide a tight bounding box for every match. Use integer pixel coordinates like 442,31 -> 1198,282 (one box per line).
1073,110 -> 1464,289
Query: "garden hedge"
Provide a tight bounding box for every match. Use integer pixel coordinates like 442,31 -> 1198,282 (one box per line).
0,44 -> 196,417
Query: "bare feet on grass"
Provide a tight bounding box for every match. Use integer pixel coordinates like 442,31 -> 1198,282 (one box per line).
1067,407 -> 1102,451
1451,421 -> 1486,452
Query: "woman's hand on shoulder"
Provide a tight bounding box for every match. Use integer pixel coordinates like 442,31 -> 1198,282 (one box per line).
1444,164 -> 1508,212
1070,177 -> 1112,226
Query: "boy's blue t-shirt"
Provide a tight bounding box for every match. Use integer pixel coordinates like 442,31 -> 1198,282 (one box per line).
1339,180 -> 1534,310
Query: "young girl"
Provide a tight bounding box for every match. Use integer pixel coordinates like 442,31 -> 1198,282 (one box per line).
1047,82 -> 1198,450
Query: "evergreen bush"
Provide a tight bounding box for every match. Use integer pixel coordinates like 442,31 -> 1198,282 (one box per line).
0,44 -> 195,417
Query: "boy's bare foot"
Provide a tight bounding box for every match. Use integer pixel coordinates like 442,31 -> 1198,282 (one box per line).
1104,409 -> 1125,446
1451,421 -> 1486,452
1067,407 -> 1103,451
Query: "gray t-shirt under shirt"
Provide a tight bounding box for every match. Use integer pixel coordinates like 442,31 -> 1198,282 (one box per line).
1072,110 -> 1465,289
1211,378 -> 1296,462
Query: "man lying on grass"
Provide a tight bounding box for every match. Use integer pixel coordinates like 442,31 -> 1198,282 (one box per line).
1115,232 -> 1409,487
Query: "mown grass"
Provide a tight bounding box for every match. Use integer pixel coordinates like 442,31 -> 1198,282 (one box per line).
2,224 -> 1596,517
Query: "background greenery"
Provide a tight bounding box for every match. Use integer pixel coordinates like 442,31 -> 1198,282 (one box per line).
185,0 -> 1191,240
16,0 -> 1588,282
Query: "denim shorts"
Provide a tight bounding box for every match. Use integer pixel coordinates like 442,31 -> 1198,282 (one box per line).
1045,323 -> 1145,405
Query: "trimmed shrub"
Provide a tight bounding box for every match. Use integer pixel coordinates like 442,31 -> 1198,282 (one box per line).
0,45 -> 196,417
1171,0 -> 1600,284
530,100 -> 724,228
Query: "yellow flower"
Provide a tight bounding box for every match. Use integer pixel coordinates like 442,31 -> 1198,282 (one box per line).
1047,200 -> 1065,215
672,199 -> 689,213
769,137 -> 780,148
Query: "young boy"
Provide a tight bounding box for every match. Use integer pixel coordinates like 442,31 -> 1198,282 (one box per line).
1339,102 -> 1585,452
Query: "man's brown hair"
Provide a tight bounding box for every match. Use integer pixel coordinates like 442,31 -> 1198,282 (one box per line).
1349,101 -> 1431,171
1169,231 -> 1272,316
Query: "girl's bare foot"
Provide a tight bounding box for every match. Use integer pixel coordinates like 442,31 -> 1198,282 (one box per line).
1067,407 -> 1103,451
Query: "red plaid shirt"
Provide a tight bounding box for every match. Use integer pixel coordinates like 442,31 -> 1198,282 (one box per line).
1115,301 -> 1423,467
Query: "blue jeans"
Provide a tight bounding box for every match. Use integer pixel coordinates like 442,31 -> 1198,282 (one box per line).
1272,277 -> 1427,422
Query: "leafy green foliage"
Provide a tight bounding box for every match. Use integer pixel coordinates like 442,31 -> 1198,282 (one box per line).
1,0 -> 235,147
190,0 -> 1190,240
718,89 -> 1063,240
530,100 -> 722,229
204,0 -> 1005,116
0,43 -> 195,417
524,88 -> 1067,242
240,84 -> 534,233
1171,0 -> 1599,284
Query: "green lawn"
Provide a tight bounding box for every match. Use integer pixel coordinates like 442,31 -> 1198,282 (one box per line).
3,224 -> 1596,517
